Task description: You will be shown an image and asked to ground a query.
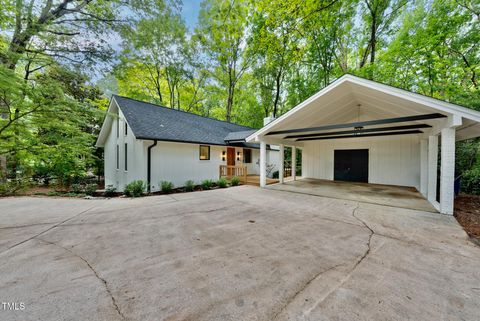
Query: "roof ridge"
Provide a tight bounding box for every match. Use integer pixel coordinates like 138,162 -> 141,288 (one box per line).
112,94 -> 256,131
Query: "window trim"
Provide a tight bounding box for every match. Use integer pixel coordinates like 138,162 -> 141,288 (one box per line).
124,121 -> 128,136
124,143 -> 128,171
199,145 -> 210,160
243,148 -> 252,164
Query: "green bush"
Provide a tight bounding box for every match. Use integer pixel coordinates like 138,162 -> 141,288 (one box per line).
104,185 -> 116,197
85,183 -> 97,196
71,183 -> 83,194
230,176 -> 240,186
185,180 -> 195,192
461,168 -> 480,194
201,179 -> 213,190
0,180 -> 30,196
217,178 -> 228,188
161,181 -> 174,193
124,180 -> 146,197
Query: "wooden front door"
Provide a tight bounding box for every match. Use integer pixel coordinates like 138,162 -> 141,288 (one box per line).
227,148 -> 235,176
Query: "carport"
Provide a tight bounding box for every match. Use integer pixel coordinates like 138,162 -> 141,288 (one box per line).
246,74 -> 480,214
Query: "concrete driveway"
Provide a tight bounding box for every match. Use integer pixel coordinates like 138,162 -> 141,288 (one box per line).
0,186 -> 479,321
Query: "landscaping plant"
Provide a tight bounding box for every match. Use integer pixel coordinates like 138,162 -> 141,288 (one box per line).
217,178 -> 228,188
230,176 -> 240,186
124,180 -> 146,197
104,185 -> 117,197
85,183 -> 98,196
201,179 -> 213,190
161,181 -> 174,193
185,180 -> 195,192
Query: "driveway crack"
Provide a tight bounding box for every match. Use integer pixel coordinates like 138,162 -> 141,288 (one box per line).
38,239 -> 126,321
351,203 -> 374,269
272,264 -> 343,320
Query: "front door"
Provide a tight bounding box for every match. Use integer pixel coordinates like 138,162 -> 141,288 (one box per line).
334,149 -> 369,183
227,148 -> 235,176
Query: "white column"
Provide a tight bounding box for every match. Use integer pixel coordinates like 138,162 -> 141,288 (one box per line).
427,135 -> 438,205
440,127 -> 456,215
420,139 -> 428,197
291,146 -> 297,181
260,141 -> 267,187
279,144 -> 284,184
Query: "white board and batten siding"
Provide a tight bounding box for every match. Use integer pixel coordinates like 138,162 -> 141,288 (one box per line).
103,107 -> 277,192
302,135 -> 421,190
147,141 -> 265,192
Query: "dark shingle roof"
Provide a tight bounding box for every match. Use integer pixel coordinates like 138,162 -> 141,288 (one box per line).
114,95 -> 258,146
224,130 -> 256,142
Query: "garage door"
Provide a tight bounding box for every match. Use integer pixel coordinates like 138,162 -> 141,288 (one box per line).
334,149 -> 369,183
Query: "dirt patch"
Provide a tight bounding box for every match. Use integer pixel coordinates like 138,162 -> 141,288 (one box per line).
454,194 -> 480,245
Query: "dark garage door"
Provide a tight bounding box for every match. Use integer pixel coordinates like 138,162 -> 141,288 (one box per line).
334,149 -> 369,183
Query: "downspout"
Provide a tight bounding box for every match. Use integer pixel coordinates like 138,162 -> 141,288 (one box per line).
147,140 -> 157,193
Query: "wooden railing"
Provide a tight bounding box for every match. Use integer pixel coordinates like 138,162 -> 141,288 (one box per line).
219,165 -> 247,183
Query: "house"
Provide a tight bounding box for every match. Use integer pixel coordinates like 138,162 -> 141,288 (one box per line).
95,95 -> 279,192
246,74 -> 480,215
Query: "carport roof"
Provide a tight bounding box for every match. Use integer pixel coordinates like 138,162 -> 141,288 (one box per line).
246,74 -> 480,143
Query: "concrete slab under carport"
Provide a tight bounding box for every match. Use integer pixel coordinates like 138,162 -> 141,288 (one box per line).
0,186 -> 478,321
268,178 -> 436,212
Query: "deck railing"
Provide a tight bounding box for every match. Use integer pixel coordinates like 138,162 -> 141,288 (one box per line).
219,165 -> 247,183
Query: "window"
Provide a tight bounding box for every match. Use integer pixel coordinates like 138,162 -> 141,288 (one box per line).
124,143 -> 128,171
116,117 -> 119,137
199,145 -> 210,160
116,145 -> 119,169
124,122 -> 128,135
243,148 -> 252,163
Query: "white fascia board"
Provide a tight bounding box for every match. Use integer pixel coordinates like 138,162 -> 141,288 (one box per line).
245,74 -> 351,142
95,98 -> 116,147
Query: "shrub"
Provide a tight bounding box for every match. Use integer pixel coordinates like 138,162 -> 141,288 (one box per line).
0,179 -> 30,196
185,180 -> 195,192
230,176 -> 240,186
71,183 -> 83,194
161,181 -> 174,194
124,180 -> 146,197
217,178 -> 228,188
104,185 -> 116,197
85,183 -> 98,196
461,168 -> 480,195
201,179 -> 213,190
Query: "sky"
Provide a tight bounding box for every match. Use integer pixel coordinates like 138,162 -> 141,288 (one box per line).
181,0 -> 202,31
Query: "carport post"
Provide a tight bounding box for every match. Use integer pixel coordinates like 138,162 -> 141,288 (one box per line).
279,144 -> 284,183
420,139 -> 428,197
427,135 -> 438,206
260,140 -> 267,187
292,146 -> 296,181
440,127 -> 456,215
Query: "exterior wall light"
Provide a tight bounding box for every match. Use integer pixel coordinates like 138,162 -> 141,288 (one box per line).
236,151 -> 241,161
222,151 -> 226,161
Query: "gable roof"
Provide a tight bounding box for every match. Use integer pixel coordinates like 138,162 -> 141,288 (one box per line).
246,74 -> 480,143
96,95 -> 262,148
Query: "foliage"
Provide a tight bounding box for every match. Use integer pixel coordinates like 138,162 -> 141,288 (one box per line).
185,180 -> 195,192
0,179 -> 30,196
461,168 -> 480,195
230,176 -> 240,186
201,179 -> 213,190
161,181 -> 174,193
85,183 -> 98,196
71,184 -> 83,194
217,178 -> 228,188
271,171 -> 279,179
104,185 -> 117,197
124,180 -> 146,197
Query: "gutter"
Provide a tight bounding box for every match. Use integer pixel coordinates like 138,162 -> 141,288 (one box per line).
147,140 -> 157,193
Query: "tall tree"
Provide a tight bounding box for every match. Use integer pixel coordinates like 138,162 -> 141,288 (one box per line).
195,0 -> 250,122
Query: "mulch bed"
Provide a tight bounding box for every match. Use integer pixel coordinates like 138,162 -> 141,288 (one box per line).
454,194 -> 480,245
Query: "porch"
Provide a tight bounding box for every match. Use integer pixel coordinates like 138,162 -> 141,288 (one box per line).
267,178 -> 436,212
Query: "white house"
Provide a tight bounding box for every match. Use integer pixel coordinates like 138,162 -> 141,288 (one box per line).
96,96 -> 279,192
247,74 -> 480,215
